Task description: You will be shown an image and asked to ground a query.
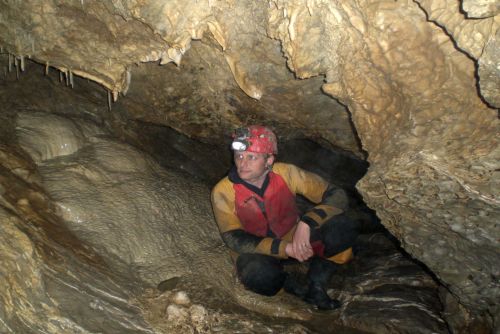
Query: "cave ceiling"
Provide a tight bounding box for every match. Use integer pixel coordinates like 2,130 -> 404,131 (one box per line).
0,0 -> 499,324
0,1 -> 498,151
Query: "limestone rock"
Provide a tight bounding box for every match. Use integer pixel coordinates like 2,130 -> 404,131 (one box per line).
0,156 -> 154,334
335,234 -> 449,333
172,291 -> 191,306
0,0 -> 498,331
462,0 -> 500,18
0,1 -> 363,155
16,111 -> 230,287
166,304 -> 189,323
416,0 -> 500,108
16,111 -> 103,163
268,0 -> 499,319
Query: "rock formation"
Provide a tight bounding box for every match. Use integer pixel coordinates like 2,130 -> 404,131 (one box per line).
0,104 -> 450,333
0,0 -> 498,332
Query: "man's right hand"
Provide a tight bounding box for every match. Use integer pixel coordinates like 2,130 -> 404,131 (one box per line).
285,241 -> 313,262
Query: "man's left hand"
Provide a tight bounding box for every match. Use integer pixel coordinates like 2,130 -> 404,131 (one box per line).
291,220 -> 313,262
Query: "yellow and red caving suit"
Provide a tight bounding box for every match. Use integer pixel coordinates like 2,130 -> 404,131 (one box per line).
211,162 -> 353,264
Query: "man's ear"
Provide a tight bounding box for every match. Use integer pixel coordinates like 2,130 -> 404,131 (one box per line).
266,154 -> 275,166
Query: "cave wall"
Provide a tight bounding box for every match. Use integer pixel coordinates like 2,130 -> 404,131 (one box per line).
0,0 -> 498,323
268,0 -> 499,314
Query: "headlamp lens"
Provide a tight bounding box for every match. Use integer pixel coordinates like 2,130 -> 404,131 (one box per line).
231,140 -> 247,151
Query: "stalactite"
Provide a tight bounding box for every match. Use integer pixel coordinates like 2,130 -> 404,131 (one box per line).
107,90 -> 112,111
69,71 -> 74,88
45,62 -> 49,75
8,54 -> 12,72
65,71 -> 69,86
20,56 -> 25,72
14,57 -> 19,79
59,71 -> 63,83
122,69 -> 131,96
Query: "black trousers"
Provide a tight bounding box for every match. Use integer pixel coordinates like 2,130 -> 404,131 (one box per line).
236,213 -> 358,296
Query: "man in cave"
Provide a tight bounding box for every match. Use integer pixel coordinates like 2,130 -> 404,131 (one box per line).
211,125 -> 358,310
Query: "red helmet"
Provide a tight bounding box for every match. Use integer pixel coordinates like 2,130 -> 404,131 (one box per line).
231,125 -> 278,154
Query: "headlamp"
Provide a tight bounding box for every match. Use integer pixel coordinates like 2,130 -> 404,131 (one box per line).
231,140 -> 248,151
231,127 -> 252,151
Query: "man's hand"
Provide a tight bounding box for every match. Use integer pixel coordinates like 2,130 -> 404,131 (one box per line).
286,221 -> 313,262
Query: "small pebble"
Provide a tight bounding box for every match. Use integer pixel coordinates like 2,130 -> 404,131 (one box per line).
166,304 -> 188,323
190,304 -> 208,323
17,198 -> 29,206
172,291 -> 190,305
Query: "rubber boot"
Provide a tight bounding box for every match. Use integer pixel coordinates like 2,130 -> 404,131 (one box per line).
303,257 -> 341,310
283,273 -> 308,299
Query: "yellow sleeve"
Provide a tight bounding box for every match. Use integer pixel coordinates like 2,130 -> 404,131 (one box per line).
273,162 -> 328,203
211,177 -> 241,233
273,163 -> 346,228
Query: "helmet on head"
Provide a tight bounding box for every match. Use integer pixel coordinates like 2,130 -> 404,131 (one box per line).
231,125 -> 278,154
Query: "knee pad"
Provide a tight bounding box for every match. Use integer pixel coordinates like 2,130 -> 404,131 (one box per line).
236,254 -> 286,296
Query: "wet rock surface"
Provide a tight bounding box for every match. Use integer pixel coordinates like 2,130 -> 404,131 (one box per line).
0,107 -> 455,333
0,146 -> 152,334
336,234 -> 448,333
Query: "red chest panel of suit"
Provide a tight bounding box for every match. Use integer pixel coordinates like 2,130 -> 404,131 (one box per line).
234,172 -> 298,237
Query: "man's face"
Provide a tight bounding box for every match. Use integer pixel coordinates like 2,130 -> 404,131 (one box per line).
234,151 -> 274,186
